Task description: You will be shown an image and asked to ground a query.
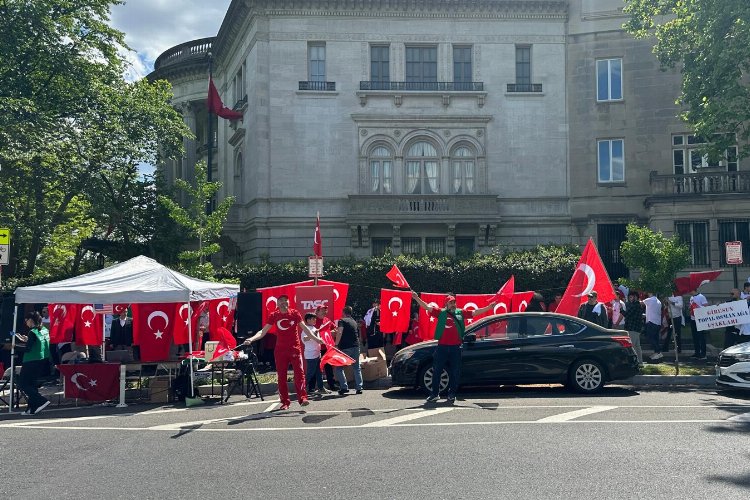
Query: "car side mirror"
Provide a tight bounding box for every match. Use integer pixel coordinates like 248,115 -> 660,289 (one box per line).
463,333 -> 476,343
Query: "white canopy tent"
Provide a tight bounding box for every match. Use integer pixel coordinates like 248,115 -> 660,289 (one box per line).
9,256 -> 239,411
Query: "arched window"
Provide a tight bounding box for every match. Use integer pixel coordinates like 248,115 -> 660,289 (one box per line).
406,141 -> 439,194
368,146 -> 392,193
451,146 -> 475,194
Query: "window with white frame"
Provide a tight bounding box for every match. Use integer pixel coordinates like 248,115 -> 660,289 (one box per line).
675,221 -> 710,267
451,146 -> 476,194
406,141 -> 439,194
596,58 -> 622,101
308,43 -> 326,81
672,134 -> 738,173
597,139 -> 625,183
368,146 -> 392,194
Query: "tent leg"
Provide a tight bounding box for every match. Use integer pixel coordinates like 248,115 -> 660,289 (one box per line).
117,363 -> 127,408
187,305 -> 194,398
8,305 -> 19,413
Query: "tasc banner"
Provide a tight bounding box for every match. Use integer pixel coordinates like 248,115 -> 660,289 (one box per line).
694,301 -> 750,331
295,285 -> 335,320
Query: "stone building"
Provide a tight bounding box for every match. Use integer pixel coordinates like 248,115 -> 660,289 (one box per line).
149,0 -> 750,291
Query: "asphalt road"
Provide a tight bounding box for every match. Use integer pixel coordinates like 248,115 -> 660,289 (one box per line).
1,385 -> 749,499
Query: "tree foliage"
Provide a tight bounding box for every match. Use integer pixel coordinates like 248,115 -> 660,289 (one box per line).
159,161 -> 235,280
0,0 -> 189,279
620,223 -> 690,296
624,0 -> 750,158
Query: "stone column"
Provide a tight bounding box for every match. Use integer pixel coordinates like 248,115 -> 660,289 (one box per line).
181,101 -> 197,187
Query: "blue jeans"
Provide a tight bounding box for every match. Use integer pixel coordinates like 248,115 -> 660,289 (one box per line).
645,322 -> 661,354
335,346 -> 363,391
431,344 -> 462,398
305,357 -> 324,391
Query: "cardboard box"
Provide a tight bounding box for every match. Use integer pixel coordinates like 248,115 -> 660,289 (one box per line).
148,376 -> 171,403
361,357 -> 388,382
367,348 -> 386,360
204,341 -> 220,362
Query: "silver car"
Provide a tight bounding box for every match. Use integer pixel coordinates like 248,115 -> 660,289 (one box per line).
716,341 -> 750,390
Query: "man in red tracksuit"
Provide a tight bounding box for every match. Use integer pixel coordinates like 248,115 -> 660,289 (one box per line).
244,295 -> 308,410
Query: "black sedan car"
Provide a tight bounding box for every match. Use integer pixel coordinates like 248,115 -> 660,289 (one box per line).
390,312 -> 640,394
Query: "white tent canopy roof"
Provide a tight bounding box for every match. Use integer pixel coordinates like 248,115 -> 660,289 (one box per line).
14,256 -> 239,305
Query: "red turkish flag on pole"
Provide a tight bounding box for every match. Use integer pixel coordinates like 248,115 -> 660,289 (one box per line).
556,239 -> 616,317
48,303 -> 77,343
512,291 -> 536,312
689,270 -> 723,291
132,303 -> 178,362
208,298 -> 234,335
417,292 -> 445,341
491,295 -> 512,316
75,305 -> 103,346
492,276 -> 515,304
456,294 -> 495,325
317,320 -> 336,348
319,346 -> 355,371
673,276 -> 692,296
386,264 -> 410,289
207,76 -> 243,120
379,289 -> 412,333
59,363 -> 120,401
313,212 -> 323,257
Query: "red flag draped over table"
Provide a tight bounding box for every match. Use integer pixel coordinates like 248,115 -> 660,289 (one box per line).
207,76 -> 243,120
313,212 -> 323,257
492,276 -> 515,304
319,346 -> 355,371
75,305 -> 103,346
417,292 -> 445,341
456,294 -> 495,325
512,291 -> 536,312
132,303 -> 178,362
48,303 -> 77,343
379,289 -> 412,333
556,239 -> 616,317
59,363 -> 120,401
386,265 -> 411,289
209,298 -> 234,334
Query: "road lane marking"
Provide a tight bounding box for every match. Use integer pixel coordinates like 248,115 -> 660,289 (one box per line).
0,415 -> 120,428
361,407 -> 454,427
536,406 -> 617,422
264,403 -> 279,412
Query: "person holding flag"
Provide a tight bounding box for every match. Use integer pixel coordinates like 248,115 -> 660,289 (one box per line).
243,294 -> 309,410
334,306 -> 363,395
299,313 -> 328,397
412,291 -> 495,405
314,305 -> 337,392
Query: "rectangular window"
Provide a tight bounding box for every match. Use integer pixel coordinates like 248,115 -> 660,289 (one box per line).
597,139 -> 625,183
308,43 -> 326,82
453,46 -> 472,87
675,222 -> 710,266
596,58 -> 623,101
406,46 -> 437,83
401,237 -> 422,256
455,237 -> 475,258
234,64 -> 245,104
719,220 -> 750,266
425,237 -> 446,256
515,46 -> 531,89
371,238 -> 392,257
370,45 -> 389,86
672,134 -> 740,173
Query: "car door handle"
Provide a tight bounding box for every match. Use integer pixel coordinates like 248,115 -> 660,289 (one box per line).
505,347 -> 520,351
559,345 -> 575,348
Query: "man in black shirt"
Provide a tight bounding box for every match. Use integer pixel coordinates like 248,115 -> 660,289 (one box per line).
577,291 -> 608,327
622,291 -> 644,365
334,306 -> 363,395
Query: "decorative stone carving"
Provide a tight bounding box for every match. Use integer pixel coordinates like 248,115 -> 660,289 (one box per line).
394,95 -> 402,107
476,129 -> 484,137
361,129 -> 368,136
447,224 -> 456,248
442,94 -> 451,107
394,130 -> 401,137
443,129 -> 451,137
361,225 -> 370,248
392,224 -> 401,248
350,226 -> 359,247
487,224 -> 498,246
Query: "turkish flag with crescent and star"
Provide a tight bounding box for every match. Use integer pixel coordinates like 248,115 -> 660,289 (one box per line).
112,304 -> 129,315
379,289 -> 412,333
313,212 -> 323,257
208,298 -> 234,335
512,291 -> 536,312
456,294 -> 494,325
258,283 -> 297,333
132,303 -> 178,362
385,264 -> 411,289
417,292 -> 446,341
319,346 -> 355,371
172,301 -> 206,345
492,275 -> 515,304
555,239 -> 616,317
74,305 -> 103,346
59,363 -> 120,401
48,303 -> 78,343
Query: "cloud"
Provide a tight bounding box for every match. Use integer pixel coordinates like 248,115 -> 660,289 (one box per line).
110,0 -> 231,80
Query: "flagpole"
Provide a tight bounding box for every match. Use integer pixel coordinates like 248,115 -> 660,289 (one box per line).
206,52 -> 214,215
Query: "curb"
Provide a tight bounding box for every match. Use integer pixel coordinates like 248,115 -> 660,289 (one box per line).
616,375 -> 717,388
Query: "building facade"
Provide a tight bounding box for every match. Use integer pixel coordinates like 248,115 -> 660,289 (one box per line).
150,0 -> 750,291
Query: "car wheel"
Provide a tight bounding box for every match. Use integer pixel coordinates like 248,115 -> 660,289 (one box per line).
568,359 -> 605,393
418,365 -> 450,395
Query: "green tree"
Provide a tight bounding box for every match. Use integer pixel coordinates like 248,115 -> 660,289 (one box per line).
620,223 -> 690,296
624,0 -> 750,158
158,161 -> 235,280
0,0 -> 189,278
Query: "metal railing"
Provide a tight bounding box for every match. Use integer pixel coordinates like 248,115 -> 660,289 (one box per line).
649,171 -> 750,195
299,81 -> 336,91
359,81 -> 484,91
154,37 -> 214,71
506,83 -> 543,93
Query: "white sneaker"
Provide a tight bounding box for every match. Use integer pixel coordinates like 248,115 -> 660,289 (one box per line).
650,352 -> 664,360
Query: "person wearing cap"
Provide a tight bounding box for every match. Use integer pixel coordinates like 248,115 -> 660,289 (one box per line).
412,291 -> 495,404
577,291 -> 608,328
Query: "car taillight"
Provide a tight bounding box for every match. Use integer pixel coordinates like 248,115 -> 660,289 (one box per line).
612,336 -> 633,348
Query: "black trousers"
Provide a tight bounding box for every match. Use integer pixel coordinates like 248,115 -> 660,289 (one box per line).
17,360 -> 48,412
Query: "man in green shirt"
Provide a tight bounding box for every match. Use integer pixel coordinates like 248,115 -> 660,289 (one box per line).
17,311 -> 51,415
